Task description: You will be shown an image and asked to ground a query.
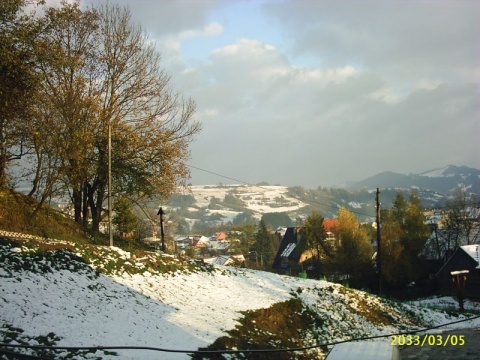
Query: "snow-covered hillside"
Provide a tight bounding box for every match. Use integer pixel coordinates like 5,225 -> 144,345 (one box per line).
189,185 -> 306,213
1,235 -> 479,359
170,184 -> 310,225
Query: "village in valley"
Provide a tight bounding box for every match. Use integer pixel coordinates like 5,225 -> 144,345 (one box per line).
137,182 -> 480,302
2,1 -> 479,358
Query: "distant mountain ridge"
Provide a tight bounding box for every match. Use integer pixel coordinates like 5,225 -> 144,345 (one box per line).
347,165 -> 480,195
165,165 -> 479,229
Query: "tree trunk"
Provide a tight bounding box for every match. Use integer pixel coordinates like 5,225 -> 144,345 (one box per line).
82,183 -> 89,228
73,187 -> 82,223
86,180 -> 106,234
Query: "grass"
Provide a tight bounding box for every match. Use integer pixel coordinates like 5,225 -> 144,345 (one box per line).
0,188 -> 157,252
0,188 -> 87,243
0,235 -> 213,278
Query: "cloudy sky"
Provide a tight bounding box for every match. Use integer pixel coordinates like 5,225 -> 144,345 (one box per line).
74,0 -> 478,187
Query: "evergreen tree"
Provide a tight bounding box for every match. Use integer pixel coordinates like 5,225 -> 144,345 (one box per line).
261,212 -> 292,229
253,219 -> 279,270
112,197 -> 138,236
382,191 -> 430,290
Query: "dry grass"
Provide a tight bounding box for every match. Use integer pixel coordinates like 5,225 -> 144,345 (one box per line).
0,189 -> 85,242
194,298 -> 327,360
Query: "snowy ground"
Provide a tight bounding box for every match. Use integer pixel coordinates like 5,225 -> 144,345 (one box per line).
179,184 -> 308,215
1,237 -> 479,359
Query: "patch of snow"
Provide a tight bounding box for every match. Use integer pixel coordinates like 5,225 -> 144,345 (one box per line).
2,241 -> 480,360
420,167 -> 449,178
348,202 -> 363,209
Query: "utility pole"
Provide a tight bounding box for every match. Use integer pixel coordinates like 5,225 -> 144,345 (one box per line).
158,207 -> 166,252
376,188 -> 382,295
108,121 -> 113,247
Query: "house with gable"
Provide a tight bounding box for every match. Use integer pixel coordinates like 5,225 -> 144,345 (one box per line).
271,227 -> 304,274
204,254 -> 246,266
436,244 -> 480,298
195,235 -> 210,249
211,232 -> 231,254
272,220 -> 340,277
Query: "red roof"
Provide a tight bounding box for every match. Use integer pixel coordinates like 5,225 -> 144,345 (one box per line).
215,232 -> 227,241
323,219 -> 339,233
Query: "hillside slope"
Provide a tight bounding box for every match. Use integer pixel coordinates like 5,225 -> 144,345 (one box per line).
1,235 -> 479,359
348,165 -> 480,194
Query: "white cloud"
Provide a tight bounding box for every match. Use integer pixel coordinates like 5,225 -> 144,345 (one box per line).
41,0 -> 480,186
178,22 -> 224,41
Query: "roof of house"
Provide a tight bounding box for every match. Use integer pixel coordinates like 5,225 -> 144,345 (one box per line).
460,244 -> 480,269
436,244 -> 480,276
215,232 -> 227,241
272,227 -> 302,270
323,219 -> 338,233
205,254 -> 245,266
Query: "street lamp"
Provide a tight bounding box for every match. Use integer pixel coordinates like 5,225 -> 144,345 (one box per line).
248,251 -> 258,266
157,207 -> 166,252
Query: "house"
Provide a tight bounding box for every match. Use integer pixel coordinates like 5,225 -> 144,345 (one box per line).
272,220 -> 339,276
142,236 -> 161,250
323,218 -> 338,234
174,236 -> 191,249
436,244 -> 480,299
195,235 -> 210,248
215,232 -> 227,241
204,254 -> 245,266
271,227 -> 304,274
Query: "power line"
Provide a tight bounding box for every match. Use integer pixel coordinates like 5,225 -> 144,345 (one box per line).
2,314 -> 479,358
187,164 -> 256,186
186,163 -> 375,218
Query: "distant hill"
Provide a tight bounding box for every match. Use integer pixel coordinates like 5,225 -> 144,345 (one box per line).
164,166 -> 479,229
347,165 -> 480,195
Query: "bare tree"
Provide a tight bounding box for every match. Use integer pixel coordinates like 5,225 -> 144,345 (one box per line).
27,2 -> 100,218
26,2 -> 200,233
443,189 -> 479,247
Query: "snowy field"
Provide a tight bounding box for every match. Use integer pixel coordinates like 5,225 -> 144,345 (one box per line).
178,185 -> 308,215
1,239 -> 479,359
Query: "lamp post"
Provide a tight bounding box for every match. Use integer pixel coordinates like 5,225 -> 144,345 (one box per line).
157,207 -> 166,252
248,251 -> 258,266
451,270 -> 469,312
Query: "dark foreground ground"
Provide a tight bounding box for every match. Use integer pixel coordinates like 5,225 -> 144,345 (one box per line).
399,328 -> 480,359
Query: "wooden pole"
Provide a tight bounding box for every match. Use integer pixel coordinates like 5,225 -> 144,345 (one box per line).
376,188 -> 382,295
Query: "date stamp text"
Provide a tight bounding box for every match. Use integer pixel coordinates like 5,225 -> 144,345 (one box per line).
391,334 -> 465,347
